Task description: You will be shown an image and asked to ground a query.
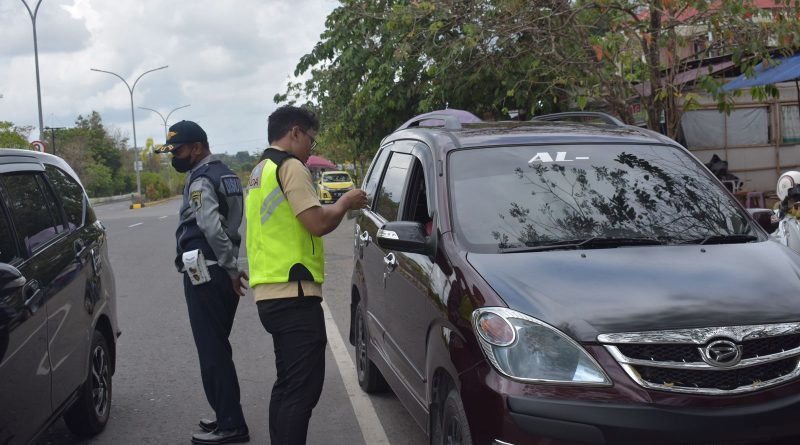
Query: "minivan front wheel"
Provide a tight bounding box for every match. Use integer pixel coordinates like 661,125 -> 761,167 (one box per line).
64,330 -> 112,437
355,301 -> 387,392
439,388 -> 473,445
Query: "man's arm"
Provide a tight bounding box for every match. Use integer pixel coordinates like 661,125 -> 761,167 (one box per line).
297,189 -> 368,237
189,178 -> 238,277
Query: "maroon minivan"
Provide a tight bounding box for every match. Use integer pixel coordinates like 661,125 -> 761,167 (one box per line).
349,113 -> 800,445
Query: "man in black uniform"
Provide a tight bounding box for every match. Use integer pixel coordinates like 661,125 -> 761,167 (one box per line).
156,120 -> 250,444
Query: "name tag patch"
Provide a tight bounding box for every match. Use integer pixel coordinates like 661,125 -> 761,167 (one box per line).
222,176 -> 243,196
190,190 -> 202,209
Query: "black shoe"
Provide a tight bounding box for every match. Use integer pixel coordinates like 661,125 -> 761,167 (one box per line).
199,419 -> 217,433
191,427 -> 249,444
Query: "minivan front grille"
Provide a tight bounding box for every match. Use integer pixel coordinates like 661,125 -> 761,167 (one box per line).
598,323 -> 800,395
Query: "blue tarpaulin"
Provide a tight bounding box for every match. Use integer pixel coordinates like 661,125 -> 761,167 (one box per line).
723,54 -> 800,91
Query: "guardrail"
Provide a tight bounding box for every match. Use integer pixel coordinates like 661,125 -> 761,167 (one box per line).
89,193 -> 134,206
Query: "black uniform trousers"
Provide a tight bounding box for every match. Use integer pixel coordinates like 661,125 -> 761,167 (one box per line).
183,265 -> 247,430
257,296 -> 327,445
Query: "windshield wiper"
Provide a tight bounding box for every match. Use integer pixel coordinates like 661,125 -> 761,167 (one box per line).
679,234 -> 758,245
499,237 -> 664,253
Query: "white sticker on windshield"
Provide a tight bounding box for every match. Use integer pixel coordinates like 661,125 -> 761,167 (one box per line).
528,152 -> 590,163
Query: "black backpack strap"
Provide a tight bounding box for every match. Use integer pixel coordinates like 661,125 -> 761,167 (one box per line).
259,148 -> 300,193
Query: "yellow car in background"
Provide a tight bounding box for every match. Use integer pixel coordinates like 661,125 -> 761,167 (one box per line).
316,170 -> 354,203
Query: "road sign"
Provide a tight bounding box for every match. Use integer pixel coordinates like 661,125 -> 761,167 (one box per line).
134,160 -> 143,172
30,140 -> 46,152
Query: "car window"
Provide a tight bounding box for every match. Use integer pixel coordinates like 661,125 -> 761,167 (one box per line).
1,173 -> 63,254
374,152 -> 414,221
362,148 -> 391,203
449,144 -> 755,253
401,158 -> 430,225
0,204 -> 20,264
45,165 -> 86,230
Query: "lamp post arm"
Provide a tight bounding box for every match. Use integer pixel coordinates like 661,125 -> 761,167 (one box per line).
131,65 -> 169,93
165,104 -> 191,123
20,0 -> 42,20
89,68 -> 132,93
139,107 -> 167,126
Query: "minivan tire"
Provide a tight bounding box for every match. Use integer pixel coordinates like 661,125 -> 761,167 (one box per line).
355,300 -> 388,392
439,387 -> 473,445
64,330 -> 112,437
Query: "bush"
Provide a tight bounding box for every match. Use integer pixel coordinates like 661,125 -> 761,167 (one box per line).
83,163 -> 114,197
140,171 -> 172,201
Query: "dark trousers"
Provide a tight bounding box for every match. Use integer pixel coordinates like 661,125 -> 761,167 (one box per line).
184,266 -> 246,430
257,297 -> 327,445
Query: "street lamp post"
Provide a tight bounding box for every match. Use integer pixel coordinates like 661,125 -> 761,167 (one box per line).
20,0 -> 44,140
139,104 -> 191,139
90,65 -> 168,199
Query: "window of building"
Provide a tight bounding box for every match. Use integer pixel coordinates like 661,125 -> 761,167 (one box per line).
781,105 -> 800,143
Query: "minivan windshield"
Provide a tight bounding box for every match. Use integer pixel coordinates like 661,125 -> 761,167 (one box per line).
449,144 -> 758,253
323,173 -> 352,183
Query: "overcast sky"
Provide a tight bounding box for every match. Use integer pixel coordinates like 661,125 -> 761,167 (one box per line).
0,0 -> 337,155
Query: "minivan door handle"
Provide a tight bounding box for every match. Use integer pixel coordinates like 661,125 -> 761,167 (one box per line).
74,239 -> 86,258
359,230 -> 371,247
23,280 -> 43,315
382,252 -> 397,287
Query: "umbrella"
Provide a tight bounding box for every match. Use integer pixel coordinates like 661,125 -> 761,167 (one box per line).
306,155 -> 336,169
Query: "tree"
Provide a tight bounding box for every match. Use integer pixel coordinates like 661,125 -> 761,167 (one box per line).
276,1 -> 432,163
0,121 -> 33,149
74,111 -> 125,173
281,0 -> 800,152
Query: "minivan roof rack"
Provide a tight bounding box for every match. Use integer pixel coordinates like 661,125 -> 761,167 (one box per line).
400,114 -> 463,131
531,112 -> 626,128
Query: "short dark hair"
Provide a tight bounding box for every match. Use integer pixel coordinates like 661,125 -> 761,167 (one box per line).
268,106 -> 319,144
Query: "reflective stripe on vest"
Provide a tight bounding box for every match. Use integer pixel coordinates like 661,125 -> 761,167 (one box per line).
260,186 -> 286,224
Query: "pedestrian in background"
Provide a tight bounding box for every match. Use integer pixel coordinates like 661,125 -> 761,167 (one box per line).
156,120 -> 250,444
245,106 -> 367,444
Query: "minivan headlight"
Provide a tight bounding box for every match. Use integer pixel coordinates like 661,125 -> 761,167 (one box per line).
472,308 -> 611,385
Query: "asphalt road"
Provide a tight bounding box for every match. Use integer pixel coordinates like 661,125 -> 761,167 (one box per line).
36,198 -> 427,445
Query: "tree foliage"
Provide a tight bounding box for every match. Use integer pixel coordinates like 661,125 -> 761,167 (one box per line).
280,0 -> 800,151
0,122 -> 33,149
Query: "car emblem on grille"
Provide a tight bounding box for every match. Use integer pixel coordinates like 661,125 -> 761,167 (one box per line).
701,339 -> 742,368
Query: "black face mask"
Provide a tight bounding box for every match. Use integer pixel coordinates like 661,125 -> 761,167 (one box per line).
171,156 -> 193,173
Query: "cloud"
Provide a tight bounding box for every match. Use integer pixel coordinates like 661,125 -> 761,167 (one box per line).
0,0 -> 337,155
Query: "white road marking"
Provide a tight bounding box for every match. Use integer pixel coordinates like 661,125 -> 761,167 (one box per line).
321,299 -> 390,445
159,215 -> 169,220
128,222 -> 143,228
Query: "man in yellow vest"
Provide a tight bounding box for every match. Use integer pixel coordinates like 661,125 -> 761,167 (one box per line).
245,105 -> 367,444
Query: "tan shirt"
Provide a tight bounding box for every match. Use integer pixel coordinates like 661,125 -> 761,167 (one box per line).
253,146 -> 323,301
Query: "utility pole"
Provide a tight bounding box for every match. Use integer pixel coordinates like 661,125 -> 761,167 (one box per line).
43,126 -> 65,155
20,0 -> 45,140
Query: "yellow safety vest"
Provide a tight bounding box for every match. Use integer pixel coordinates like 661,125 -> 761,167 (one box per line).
245,149 -> 324,286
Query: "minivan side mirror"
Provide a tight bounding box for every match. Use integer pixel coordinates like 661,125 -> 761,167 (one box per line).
0,263 -> 25,290
376,221 -> 434,256
747,208 -> 778,233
